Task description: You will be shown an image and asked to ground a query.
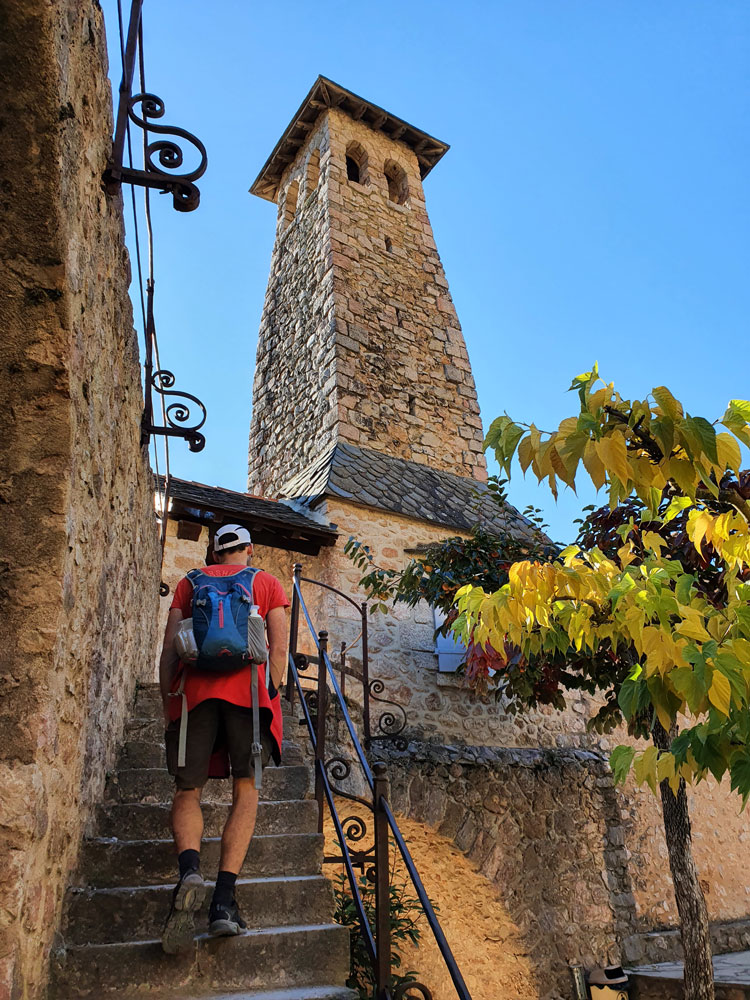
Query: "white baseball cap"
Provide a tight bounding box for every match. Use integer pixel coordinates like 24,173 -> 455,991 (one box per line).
213,524 -> 252,552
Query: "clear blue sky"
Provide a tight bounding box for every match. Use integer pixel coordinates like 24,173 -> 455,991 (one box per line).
103,1 -> 749,544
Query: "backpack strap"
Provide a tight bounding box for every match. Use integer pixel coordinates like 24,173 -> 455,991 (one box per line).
247,568 -> 264,791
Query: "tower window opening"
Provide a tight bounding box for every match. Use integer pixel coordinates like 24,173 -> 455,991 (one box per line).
384,236 -> 393,252
408,394 -> 416,415
384,159 -> 409,205
282,179 -> 299,228
345,142 -> 369,186
306,149 -> 320,196
396,308 -> 403,327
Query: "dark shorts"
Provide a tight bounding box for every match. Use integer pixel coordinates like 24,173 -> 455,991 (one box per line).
165,698 -> 273,790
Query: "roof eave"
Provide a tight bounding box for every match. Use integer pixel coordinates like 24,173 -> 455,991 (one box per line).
250,75 -> 450,203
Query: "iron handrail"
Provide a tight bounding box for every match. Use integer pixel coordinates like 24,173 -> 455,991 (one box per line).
286,649 -> 378,968
287,567 -> 472,1000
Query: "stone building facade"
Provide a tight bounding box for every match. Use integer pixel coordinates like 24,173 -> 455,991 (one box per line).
248,77 -> 487,497
153,78 -> 750,998
0,2 -> 160,996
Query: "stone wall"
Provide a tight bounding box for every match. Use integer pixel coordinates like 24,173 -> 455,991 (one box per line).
249,105 -> 487,497
249,115 -> 335,497
378,742 -> 636,1000
315,499 -> 592,748
0,3 -> 160,996
618,775 -> 750,963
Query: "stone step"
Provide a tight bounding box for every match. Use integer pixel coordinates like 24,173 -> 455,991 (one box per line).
49,922 -> 352,997
65,875 -> 334,945
105,766 -> 310,805
76,832 -> 324,888
96,799 -> 319,841
119,738 -> 304,770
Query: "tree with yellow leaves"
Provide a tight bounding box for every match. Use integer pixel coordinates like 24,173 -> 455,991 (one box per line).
453,366 -> 750,1000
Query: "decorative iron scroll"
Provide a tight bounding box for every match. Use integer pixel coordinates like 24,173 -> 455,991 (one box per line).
324,757 -> 373,809
159,581 -> 170,597
368,679 -> 409,750
104,1 -> 208,212
143,369 -> 207,453
394,983 -> 434,1000
324,808 -> 376,880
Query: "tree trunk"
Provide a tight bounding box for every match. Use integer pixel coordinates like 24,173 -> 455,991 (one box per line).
653,722 -> 715,1000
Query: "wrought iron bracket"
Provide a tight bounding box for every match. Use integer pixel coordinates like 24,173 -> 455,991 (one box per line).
140,281 -> 207,453
105,1 -> 207,213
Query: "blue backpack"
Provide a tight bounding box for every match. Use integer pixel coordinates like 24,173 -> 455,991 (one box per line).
187,566 -> 259,672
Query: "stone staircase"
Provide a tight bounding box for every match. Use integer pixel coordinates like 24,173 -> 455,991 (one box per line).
49,684 -> 356,1000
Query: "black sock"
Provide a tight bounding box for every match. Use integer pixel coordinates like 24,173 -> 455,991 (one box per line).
178,849 -> 200,878
213,869 -> 237,907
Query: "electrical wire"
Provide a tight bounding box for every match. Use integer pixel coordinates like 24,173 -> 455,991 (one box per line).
116,0 -> 170,553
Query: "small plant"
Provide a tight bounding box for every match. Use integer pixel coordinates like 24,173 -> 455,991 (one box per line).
332,858 -> 431,999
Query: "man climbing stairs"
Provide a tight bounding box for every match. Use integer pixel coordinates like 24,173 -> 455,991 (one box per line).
50,683 -> 356,1000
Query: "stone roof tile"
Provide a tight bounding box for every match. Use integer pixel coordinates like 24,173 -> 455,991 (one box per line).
281,443 -> 537,539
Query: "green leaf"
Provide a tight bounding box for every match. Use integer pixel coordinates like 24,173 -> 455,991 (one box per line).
484,415 -> 510,452
683,415 -> 718,464
675,573 -> 696,605
651,416 -> 675,459
610,744 -> 636,785
730,748 -> 750,810
663,495 -> 692,524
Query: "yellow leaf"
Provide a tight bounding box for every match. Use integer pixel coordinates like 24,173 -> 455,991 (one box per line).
634,745 -> 659,793
518,436 -> 534,474
709,671 -> 732,717
596,432 -> 632,489
687,510 -> 713,554
641,530 -> 666,555
676,607 -> 711,643
716,432 -> 742,475
583,439 -> 607,490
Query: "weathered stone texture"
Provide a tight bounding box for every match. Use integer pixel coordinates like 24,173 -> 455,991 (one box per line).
375,742 -> 637,1000
249,107 -> 487,497
0,3 -> 160,996
618,775 -> 750,962
315,499 -> 592,748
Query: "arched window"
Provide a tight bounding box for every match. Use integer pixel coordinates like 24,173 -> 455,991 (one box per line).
282,179 -> 299,228
345,142 -> 369,186
384,160 -> 409,205
305,149 -> 320,197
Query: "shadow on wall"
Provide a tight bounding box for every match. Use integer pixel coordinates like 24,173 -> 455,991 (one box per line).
378,742 -> 639,1000
322,803 -> 539,1000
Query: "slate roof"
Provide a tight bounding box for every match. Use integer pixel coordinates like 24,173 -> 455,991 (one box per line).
250,76 -> 450,202
155,475 -> 337,550
280,443 -> 537,540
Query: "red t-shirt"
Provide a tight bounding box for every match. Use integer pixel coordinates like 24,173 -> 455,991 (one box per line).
169,565 -> 289,766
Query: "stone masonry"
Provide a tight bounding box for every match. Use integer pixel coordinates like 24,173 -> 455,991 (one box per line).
248,83 -> 487,497
0,3 -> 160,996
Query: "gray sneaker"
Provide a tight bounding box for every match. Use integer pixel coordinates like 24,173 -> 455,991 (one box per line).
161,869 -> 206,954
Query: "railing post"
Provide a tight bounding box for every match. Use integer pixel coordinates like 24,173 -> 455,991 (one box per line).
287,563 -> 302,709
314,629 -> 328,834
361,602 -> 371,744
340,641 -> 347,698
373,761 -> 391,999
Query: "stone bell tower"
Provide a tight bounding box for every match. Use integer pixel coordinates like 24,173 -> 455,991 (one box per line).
248,76 -> 487,498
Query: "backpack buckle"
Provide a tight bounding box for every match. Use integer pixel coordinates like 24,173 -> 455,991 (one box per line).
251,741 -> 263,757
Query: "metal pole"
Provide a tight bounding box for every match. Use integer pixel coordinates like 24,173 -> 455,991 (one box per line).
110,0 -> 144,181
361,603 -> 371,744
314,629 -> 328,834
287,563 -> 302,709
373,762 -> 391,999
340,641 -> 347,698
